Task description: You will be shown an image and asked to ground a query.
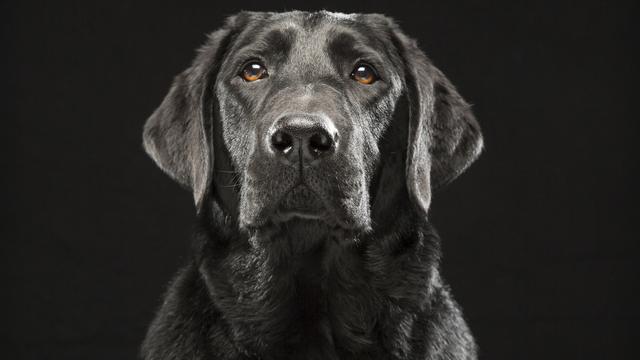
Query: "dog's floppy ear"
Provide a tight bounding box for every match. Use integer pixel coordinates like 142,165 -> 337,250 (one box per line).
142,16 -> 240,211
391,25 -> 483,217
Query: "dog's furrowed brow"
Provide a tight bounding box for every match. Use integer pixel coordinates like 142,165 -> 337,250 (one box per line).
326,30 -> 385,67
233,28 -> 296,62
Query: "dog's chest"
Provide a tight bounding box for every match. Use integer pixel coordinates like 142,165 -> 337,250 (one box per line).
275,245 -> 386,358
208,234 -> 425,359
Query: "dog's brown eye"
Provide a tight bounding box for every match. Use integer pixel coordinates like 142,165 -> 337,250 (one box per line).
241,62 -> 268,82
351,64 -> 378,85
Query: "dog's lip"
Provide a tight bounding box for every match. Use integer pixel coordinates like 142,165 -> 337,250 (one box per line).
272,210 -> 326,222
242,207 -> 365,232
270,184 -> 360,229
240,184 -> 368,232
273,184 -> 329,221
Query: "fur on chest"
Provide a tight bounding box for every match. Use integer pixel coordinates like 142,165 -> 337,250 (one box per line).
197,225 -> 438,359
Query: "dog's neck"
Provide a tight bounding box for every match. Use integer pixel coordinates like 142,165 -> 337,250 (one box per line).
192,202 -> 441,358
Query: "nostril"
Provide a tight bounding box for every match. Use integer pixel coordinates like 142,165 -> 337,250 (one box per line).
309,132 -> 333,155
271,130 -> 294,154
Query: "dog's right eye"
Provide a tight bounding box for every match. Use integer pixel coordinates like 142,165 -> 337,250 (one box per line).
351,63 -> 379,85
240,62 -> 268,82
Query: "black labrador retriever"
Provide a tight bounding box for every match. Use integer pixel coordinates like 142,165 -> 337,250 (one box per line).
141,10 -> 483,360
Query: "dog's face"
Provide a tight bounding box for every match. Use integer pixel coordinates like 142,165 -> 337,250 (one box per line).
143,11 -> 483,234
215,13 -> 405,230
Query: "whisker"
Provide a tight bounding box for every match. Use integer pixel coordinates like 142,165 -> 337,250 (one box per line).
220,184 -> 239,188
214,169 -> 238,174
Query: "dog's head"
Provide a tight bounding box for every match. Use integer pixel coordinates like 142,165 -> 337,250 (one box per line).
143,11 -> 482,234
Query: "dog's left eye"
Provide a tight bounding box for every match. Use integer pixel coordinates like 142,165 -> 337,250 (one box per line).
351,64 -> 378,85
240,62 -> 268,82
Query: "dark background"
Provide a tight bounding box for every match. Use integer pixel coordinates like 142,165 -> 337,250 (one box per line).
3,0 -> 638,359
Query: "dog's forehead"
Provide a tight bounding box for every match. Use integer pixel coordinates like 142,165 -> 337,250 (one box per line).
231,11 -> 390,66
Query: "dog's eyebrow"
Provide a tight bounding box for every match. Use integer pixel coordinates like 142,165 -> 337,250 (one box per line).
233,28 -> 296,61
326,30 -> 386,67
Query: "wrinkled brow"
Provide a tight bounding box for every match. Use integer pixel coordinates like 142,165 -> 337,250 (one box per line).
232,28 -> 296,61
326,30 -> 387,69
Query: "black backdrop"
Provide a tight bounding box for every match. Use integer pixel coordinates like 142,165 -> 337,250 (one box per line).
3,1 -> 638,359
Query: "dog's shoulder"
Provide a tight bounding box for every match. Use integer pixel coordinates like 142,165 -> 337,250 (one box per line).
140,263 -> 241,360
421,281 -> 478,360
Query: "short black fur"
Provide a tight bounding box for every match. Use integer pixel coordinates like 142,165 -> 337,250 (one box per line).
141,11 -> 483,360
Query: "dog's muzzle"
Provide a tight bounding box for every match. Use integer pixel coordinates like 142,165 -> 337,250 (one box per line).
265,113 -> 340,220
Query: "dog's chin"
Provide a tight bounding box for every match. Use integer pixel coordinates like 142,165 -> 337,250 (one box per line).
271,186 -> 340,229
239,185 -> 370,233
240,208 -> 370,239
272,184 -> 369,232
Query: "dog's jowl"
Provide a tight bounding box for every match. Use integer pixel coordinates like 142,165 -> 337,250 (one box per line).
142,11 -> 483,360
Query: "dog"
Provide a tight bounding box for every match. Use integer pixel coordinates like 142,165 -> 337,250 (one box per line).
141,10 -> 483,360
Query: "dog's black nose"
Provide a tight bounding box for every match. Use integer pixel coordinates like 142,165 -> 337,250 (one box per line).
269,114 -> 338,164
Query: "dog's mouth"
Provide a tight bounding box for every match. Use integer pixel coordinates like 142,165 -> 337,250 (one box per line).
273,184 -> 328,222
240,169 -> 370,232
